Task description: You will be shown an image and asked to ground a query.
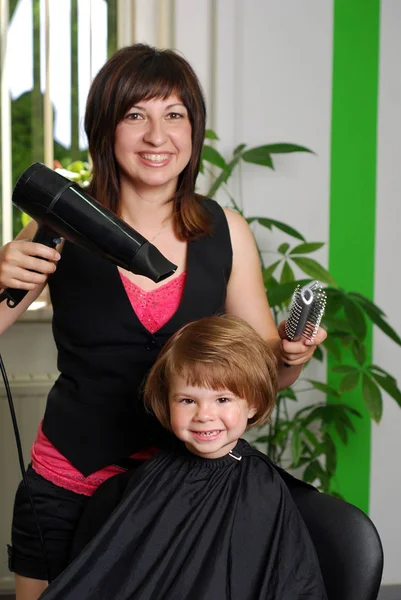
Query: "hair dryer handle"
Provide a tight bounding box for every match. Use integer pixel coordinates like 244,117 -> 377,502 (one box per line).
1,225 -> 61,309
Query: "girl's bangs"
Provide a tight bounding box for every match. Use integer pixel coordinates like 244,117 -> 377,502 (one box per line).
171,358 -> 250,401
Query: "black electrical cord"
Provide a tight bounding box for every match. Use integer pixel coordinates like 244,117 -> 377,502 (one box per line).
0,351 -> 49,580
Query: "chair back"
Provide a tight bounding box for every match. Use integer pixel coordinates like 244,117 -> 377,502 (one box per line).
293,488 -> 383,600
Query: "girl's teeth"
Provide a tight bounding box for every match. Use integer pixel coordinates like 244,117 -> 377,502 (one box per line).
198,431 -> 219,436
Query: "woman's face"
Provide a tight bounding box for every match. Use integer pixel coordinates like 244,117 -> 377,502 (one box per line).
114,94 -> 192,195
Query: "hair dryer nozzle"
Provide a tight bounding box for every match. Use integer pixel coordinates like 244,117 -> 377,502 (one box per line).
11,162 -> 177,285
134,244 -> 177,283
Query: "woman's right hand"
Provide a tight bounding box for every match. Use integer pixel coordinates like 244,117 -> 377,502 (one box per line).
0,238 -> 61,291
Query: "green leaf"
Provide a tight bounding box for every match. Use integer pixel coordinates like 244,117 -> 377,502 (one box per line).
359,306 -> 401,347
303,462 -> 319,484
324,316 -> 354,334
303,460 -> 329,488
334,419 -> 349,444
280,261 -> 295,284
200,144 -> 227,170
323,434 -> 337,476
349,292 -> 386,317
252,217 -> 305,241
322,337 -> 342,362
349,292 -> 401,346
262,261 -> 281,285
327,332 -> 354,347
302,428 -> 321,450
337,410 -> 356,434
67,160 -> 85,173
307,380 -> 340,398
362,374 -> 383,422
257,143 -> 314,155
278,243 -> 290,254
291,428 -> 302,466
369,364 -> 397,382
206,149 -> 245,197
233,143 -> 247,156
343,296 -> 367,340
312,345 -> 324,362
21,213 -> 32,227
324,288 -> 345,316
291,257 -> 337,286
242,146 -> 274,168
289,242 -> 325,255
351,339 -> 367,366
266,279 -> 310,308
339,371 -> 360,393
278,387 -> 297,400
331,365 -> 358,374
252,435 -> 270,444
204,129 -> 219,140
369,371 -> 401,409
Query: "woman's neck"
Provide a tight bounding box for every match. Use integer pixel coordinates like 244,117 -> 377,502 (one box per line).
119,181 -> 175,230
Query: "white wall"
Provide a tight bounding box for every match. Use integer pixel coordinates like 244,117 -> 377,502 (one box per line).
370,0 -> 401,585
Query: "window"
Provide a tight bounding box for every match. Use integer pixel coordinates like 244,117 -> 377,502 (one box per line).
0,0 -> 117,244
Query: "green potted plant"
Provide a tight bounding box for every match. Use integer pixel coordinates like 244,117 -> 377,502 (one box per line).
200,129 -> 401,495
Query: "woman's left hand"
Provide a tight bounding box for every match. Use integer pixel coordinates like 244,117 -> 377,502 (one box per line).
277,320 -> 328,367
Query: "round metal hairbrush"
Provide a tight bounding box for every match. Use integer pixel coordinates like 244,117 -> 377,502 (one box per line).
285,281 -> 327,343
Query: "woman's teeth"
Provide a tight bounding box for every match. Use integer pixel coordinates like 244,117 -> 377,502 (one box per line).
140,153 -> 170,162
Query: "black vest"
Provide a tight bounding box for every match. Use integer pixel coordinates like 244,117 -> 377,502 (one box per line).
42,199 -> 232,476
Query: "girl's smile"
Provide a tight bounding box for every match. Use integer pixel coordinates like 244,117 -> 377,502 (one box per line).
168,375 -> 257,459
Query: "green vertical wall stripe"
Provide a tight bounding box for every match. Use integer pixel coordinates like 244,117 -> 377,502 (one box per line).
328,0 -> 380,513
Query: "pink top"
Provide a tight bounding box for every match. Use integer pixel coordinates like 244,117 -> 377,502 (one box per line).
31,270 -> 187,496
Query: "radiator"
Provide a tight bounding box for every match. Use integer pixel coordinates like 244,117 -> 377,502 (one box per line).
0,376 -> 55,592
0,310 -> 57,592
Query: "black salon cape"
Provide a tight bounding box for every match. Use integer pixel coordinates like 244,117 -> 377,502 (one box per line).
40,439 -> 327,600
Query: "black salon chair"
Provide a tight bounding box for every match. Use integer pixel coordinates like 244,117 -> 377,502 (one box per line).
292,486 -> 384,600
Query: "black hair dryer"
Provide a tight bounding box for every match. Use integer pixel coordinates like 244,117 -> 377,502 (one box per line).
1,162 -> 177,308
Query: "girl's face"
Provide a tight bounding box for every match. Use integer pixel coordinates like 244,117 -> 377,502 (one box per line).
168,375 -> 257,459
114,94 -> 192,196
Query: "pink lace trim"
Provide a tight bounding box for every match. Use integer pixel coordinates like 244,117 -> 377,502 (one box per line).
119,270 -> 187,333
31,423 -> 159,496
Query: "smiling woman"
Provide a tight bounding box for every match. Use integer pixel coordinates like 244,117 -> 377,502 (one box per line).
0,42 -> 326,600
114,96 -> 192,201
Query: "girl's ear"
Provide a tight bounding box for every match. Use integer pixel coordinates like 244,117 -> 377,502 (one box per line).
247,405 -> 257,419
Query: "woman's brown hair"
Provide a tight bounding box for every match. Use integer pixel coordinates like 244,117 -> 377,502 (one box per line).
144,315 -> 279,430
84,43 -> 212,240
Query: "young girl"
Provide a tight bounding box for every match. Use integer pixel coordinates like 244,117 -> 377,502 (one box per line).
39,315 -> 327,600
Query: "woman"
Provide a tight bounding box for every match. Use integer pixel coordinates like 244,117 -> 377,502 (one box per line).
0,44 -> 326,600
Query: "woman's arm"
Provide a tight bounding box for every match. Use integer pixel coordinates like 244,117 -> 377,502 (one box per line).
0,220 -> 61,335
224,208 -> 326,389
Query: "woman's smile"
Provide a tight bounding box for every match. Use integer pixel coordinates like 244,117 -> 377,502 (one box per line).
138,152 -> 173,167
114,95 -> 192,194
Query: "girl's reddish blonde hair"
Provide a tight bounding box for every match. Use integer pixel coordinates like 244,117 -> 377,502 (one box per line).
144,315 -> 279,430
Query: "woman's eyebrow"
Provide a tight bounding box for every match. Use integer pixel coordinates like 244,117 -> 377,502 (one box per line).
165,103 -> 186,110
129,102 -> 186,111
